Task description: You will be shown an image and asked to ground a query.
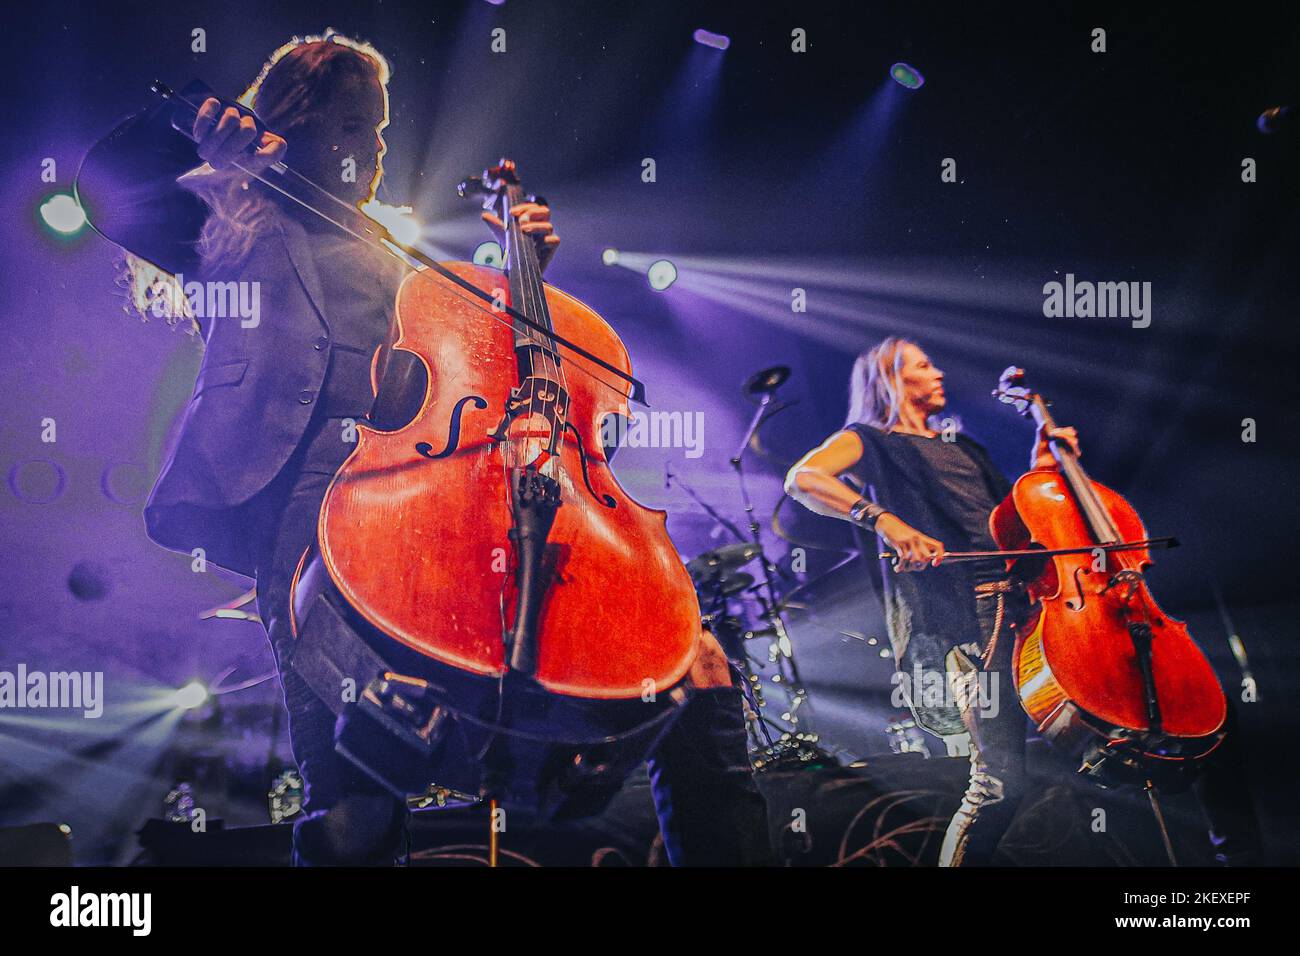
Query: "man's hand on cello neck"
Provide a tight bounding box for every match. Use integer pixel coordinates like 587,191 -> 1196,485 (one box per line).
1030,422 -> 1082,471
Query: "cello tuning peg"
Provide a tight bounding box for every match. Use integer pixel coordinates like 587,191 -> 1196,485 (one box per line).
456,175 -> 491,199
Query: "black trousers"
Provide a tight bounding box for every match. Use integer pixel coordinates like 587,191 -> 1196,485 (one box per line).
939,584 -> 1262,866
251,416 -> 772,866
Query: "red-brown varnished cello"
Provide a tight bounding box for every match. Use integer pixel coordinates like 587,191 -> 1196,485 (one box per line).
987,367 -> 1226,787
319,161 -> 699,696
280,160 -> 707,811
297,160 -> 704,811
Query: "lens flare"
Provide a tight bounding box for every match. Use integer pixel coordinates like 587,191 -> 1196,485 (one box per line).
361,199 -> 422,246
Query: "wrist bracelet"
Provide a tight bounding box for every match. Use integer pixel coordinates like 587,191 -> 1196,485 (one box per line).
848,498 -> 887,528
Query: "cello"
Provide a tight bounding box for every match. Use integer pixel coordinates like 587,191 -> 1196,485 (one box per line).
987,367 -> 1226,787
291,160 -> 706,812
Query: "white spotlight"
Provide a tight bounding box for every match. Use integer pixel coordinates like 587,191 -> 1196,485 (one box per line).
40,194 -> 87,235
601,248 -> 620,267
647,259 -> 678,292
473,240 -> 504,267
171,681 -> 209,711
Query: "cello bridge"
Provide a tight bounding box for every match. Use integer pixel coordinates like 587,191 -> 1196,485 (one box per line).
1102,569 -> 1144,603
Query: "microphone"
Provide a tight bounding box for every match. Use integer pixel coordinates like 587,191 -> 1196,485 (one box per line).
1257,105 -> 1292,134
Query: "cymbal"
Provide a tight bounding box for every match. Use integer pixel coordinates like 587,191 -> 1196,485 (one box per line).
686,542 -> 761,581
770,492 -> 859,552
742,365 -> 790,401
694,570 -> 755,598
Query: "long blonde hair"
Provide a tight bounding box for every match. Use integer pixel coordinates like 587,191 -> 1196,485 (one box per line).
123,31 -> 391,329
845,336 -> 918,430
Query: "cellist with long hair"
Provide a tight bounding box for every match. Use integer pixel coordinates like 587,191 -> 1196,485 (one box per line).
785,336 -> 1261,865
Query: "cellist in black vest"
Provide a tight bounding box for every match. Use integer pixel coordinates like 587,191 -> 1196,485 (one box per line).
786,336 -> 1261,865
102,32 -> 769,866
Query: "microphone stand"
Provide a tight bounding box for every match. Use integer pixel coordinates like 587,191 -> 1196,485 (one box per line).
664,464 -> 748,546
730,391 -> 820,767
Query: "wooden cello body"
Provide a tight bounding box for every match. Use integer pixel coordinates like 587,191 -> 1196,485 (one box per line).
991,368 -> 1226,786
292,162 -> 702,813
319,262 -> 700,697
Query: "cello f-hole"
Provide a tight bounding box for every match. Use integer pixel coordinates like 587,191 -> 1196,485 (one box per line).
416,394 -> 489,460
563,421 -> 616,509
1067,565 -> 1090,610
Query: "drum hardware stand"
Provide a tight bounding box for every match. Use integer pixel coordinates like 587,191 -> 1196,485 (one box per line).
666,469 -> 772,751
729,368 -> 818,763
1211,581 -> 1256,698
669,367 -> 831,768
701,598 -> 775,752
668,461 -> 818,762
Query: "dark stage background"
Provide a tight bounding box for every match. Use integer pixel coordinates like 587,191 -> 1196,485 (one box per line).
0,1 -> 1297,865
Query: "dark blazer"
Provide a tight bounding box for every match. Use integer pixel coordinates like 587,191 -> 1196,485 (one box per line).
143,212 -> 345,578
79,98 -> 363,577
77,97 -> 416,574
843,424 -> 1013,736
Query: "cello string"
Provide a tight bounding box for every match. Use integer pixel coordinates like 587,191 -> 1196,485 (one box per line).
510,181 -> 565,472
515,182 -> 560,468
507,182 -> 543,470
530,197 -> 574,469
530,194 -> 570,469
1036,392 -> 1130,571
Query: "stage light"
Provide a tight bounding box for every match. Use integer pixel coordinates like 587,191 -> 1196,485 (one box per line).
601,248 -> 620,266
890,62 -> 925,90
473,240 -> 504,267
647,259 -> 678,292
693,29 -> 730,51
171,681 -> 209,711
39,193 -> 87,235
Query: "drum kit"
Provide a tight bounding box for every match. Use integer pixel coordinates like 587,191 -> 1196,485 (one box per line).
671,366 -> 867,772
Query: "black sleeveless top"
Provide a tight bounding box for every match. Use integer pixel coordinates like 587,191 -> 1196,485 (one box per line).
842,423 -> 1013,735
